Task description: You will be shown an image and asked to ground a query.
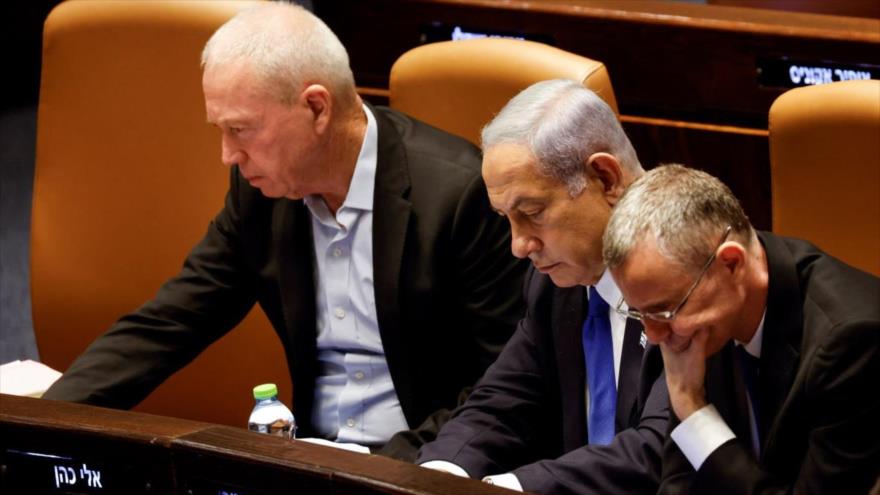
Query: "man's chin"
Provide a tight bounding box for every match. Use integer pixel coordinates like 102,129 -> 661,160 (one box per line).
254,184 -> 289,199
548,271 -> 580,288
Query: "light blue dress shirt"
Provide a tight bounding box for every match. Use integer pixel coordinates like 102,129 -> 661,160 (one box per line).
305,106 -> 408,446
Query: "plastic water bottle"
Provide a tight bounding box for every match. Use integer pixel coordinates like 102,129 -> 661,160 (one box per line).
247,383 -> 296,439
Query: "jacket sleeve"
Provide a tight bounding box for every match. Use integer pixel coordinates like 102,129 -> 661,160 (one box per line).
43,167 -> 258,409
415,267 -> 555,477
512,348 -> 669,494
660,320 -> 880,495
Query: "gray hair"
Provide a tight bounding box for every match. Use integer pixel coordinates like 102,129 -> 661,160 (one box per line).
603,164 -> 754,270
481,79 -> 642,196
201,3 -> 355,107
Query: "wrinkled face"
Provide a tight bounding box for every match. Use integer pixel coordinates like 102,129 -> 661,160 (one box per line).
611,235 -> 740,358
483,143 -> 612,287
203,61 -> 319,199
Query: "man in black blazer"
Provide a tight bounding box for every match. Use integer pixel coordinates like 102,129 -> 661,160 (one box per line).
418,80 -> 669,494
605,164 -> 880,494
43,3 -> 526,461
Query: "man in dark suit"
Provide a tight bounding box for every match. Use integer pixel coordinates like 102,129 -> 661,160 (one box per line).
42,3 -> 526,461
604,164 -> 880,494
418,80 -> 669,494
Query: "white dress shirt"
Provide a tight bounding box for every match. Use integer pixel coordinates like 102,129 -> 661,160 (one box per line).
306,105 -> 408,446
670,312 -> 766,470
422,271 -> 629,490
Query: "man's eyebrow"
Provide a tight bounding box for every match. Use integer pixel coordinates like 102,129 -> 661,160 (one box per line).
206,115 -> 253,126
510,197 -> 544,211
491,196 -> 542,216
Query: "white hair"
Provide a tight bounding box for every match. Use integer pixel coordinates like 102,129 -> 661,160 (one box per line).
481,79 -> 642,196
201,2 -> 355,106
603,164 -> 754,271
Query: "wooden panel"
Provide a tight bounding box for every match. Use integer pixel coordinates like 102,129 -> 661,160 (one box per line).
0,395 -> 514,495
320,0 -> 880,127
708,0 -> 880,19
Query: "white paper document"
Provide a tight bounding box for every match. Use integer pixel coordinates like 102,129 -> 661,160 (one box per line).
0,359 -> 62,397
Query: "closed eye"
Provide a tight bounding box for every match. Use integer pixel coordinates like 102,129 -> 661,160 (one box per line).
522,208 -> 544,220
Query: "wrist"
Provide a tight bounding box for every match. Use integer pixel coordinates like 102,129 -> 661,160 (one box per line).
672,393 -> 708,421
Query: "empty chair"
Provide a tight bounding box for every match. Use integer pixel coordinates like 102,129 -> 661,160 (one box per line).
769,79 -> 880,276
389,38 -> 618,146
32,0 -> 290,426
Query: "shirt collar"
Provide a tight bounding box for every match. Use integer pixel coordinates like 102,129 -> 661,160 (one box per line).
592,270 -> 623,308
342,104 -> 377,211
303,104 -> 377,218
736,310 -> 765,359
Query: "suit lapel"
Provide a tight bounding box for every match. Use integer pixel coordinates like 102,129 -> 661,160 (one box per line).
616,318 -> 645,430
553,285 -> 588,452
370,106 -> 416,425
755,232 -> 802,459
275,199 -> 319,433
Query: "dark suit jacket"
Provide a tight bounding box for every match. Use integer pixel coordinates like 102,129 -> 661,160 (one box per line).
43,106 -> 527,460
659,232 -> 880,494
417,267 -> 670,494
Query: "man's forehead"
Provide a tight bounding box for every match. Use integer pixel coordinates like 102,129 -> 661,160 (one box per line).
614,239 -> 689,304
485,171 -> 555,212
483,145 -> 560,206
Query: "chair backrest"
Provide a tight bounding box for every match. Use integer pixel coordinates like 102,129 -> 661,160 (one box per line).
32,0 -> 291,427
769,79 -> 880,276
389,38 -> 619,146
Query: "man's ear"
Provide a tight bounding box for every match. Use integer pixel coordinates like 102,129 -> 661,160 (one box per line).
301,84 -> 332,134
717,242 -> 747,277
586,152 -> 625,202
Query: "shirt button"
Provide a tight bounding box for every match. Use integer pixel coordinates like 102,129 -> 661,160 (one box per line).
334,308 -> 345,319
345,418 -> 356,428
353,371 -> 365,381
332,248 -> 343,257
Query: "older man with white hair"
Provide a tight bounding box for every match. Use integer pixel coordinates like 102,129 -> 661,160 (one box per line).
43,2 -> 527,461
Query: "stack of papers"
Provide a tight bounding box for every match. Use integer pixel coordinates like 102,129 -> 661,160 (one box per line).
0,359 -> 62,397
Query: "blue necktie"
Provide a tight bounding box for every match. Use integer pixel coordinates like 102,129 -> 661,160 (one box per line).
583,287 -> 617,445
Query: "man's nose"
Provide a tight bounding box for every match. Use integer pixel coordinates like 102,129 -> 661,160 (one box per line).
510,226 -> 540,259
642,319 -> 670,344
221,135 -> 243,167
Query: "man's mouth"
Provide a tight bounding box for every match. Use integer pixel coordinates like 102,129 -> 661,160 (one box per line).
534,262 -> 559,273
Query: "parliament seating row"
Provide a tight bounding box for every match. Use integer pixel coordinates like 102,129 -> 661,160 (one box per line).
30,0 -> 880,438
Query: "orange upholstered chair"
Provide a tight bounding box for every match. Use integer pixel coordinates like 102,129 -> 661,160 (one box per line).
32,0 -> 290,426
389,38 -> 618,146
769,80 -> 880,276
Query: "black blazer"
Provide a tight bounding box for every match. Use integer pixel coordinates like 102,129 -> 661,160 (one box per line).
44,106 -> 528,459
417,267 -> 669,494
659,232 -> 880,494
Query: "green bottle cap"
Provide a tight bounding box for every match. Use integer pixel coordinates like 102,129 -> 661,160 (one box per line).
253,383 -> 278,400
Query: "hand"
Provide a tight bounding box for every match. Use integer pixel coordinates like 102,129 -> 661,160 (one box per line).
660,328 -> 709,421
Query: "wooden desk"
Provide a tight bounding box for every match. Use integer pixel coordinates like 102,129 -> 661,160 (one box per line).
0,394 -> 513,494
